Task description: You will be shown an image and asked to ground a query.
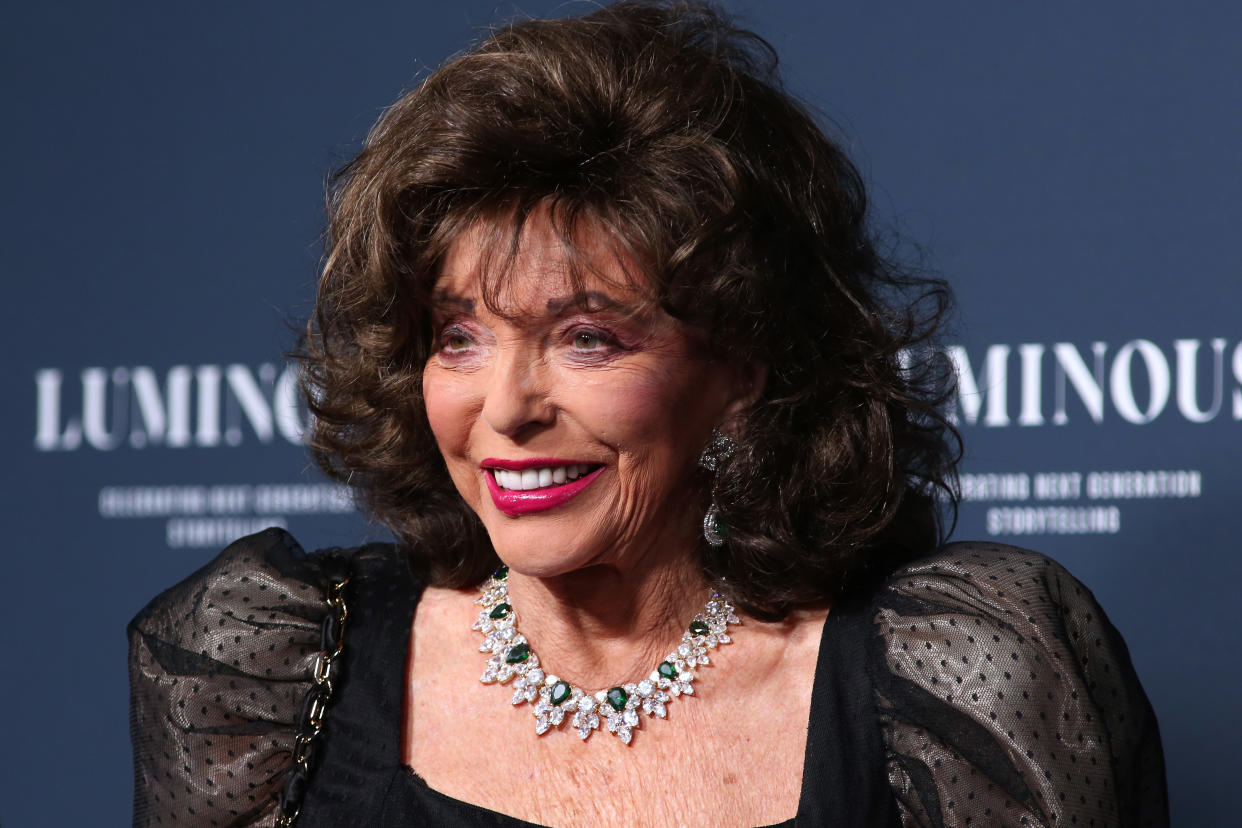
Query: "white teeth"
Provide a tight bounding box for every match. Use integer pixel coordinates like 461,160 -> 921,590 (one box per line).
492,465 -> 597,491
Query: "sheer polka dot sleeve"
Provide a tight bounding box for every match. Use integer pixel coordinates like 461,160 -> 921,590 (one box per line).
871,542 -> 1168,827
127,529 -> 337,827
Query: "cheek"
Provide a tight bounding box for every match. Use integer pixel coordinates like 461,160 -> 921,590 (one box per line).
422,369 -> 486,507
569,360 -> 722,454
422,369 -> 477,461
616,379 -> 684,434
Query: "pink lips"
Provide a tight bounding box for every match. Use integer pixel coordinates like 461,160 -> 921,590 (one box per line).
481,457 -> 605,516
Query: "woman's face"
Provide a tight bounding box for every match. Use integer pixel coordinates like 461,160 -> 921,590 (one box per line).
422,215 -> 750,577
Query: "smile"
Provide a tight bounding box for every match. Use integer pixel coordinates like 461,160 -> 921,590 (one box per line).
491,464 -> 597,491
481,459 -> 605,516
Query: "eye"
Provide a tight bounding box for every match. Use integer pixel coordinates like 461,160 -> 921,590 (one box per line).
571,325 -> 621,352
439,327 -> 473,352
573,330 -> 607,350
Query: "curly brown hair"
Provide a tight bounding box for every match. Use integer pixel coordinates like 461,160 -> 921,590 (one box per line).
301,0 -> 960,617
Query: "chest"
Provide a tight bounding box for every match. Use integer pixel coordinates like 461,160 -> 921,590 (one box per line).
404,594 -> 825,827
410,691 -> 805,827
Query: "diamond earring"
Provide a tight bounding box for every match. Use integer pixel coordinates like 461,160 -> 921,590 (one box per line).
698,429 -> 735,547
697,428 -> 735,472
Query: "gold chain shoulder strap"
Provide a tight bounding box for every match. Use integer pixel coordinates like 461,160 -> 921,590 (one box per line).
276,577 -> 349,826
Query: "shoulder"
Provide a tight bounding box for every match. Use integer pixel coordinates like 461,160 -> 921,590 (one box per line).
129,527 -> 333,643
866,541 -> 1168,826
127,528 -> 410,827
880,539 -> 1077,599
872,541 -> 1156,732
129,527 -> 408,645
873,540 -> 1105,639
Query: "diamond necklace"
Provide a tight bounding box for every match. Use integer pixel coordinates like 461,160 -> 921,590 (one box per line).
474,565 -> 740,745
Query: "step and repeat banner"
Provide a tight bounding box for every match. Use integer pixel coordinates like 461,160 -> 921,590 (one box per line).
5,3 -> 1236,825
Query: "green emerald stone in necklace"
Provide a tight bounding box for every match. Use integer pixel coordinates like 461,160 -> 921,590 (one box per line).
657,661 -> 678,679
505,642 -> 531,664
688,619 -> 710,636
606,686 -> 629,712
493,565 -> 509,580
489,602 -> 511,620
550,680 -> 572,706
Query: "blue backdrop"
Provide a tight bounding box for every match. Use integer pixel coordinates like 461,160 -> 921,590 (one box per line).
5,2 -> 1236,824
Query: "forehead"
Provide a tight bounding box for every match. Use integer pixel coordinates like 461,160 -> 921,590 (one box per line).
434,210 -> 651,313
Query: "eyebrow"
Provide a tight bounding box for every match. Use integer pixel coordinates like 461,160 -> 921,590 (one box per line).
431,289 -> 640,317
545,291 -> 633,315
429,292 -> 475,312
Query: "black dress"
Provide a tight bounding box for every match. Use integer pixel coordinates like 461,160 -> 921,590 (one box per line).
128,528 -> 1168,827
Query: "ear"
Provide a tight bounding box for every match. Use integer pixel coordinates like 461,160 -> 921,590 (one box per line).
719,359 -> 768,435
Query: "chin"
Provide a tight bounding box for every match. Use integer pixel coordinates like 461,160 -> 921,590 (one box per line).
481,516 -> 609,579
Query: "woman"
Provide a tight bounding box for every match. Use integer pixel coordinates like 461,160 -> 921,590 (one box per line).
128,2 -> 1168,826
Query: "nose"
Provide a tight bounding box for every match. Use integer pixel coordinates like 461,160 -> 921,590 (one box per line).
481,346 -> 555,438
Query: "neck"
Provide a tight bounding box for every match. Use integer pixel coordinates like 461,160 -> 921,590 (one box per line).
502,539 -> 708,690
